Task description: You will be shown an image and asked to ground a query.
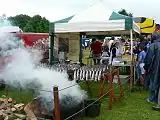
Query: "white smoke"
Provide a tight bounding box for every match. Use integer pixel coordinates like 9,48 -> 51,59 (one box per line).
0,21 -> 87,111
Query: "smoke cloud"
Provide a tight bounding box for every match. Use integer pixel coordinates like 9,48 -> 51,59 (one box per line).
0,20 -> 87,111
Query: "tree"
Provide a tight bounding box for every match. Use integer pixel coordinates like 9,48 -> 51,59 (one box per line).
118,9 -> 133,17
24,15 -> 49,33
8,14 -> 31,30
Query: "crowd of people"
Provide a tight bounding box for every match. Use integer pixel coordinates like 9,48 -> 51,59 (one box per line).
131,32 -> 160,111
88,33 -> 160,111
89,36 -> 125,65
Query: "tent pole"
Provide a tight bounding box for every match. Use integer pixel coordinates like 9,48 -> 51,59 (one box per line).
49,23 -> 55,66
130,29 -> 133,92
79,32 -> 84,66
130,29 -> 133,61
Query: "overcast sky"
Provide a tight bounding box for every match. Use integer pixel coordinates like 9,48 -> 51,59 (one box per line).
0,0 -> 159,22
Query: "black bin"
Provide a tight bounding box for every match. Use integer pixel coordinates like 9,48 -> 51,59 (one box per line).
84,99 -> 101,117
60,102 -> 85,120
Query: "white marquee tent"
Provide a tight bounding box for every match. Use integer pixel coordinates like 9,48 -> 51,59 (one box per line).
49,2 -> 141,62
51,2 -> 140,34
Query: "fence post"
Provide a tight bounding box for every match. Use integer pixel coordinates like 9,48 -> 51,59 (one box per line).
4,84 -> 8,96
108,74 -> 114,110
130,64 -> 133,92
53,86 -> 60,120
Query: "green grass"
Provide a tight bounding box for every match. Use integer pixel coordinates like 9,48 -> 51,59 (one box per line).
0,47 -> 158,120
81,88 -> 160,120
0,82 -> 159,120
0,47 -> 158,119
79,49 -> 160,120
0,88 -> 34,104
79,81 -> 125,98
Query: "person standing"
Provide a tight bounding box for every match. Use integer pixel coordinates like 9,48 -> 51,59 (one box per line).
108,36 -> 115,51
90,38 -> 102,65
144,31 -> 160,111
136,44 -> 146,87
102,38 -> 110,56
109,42 -> 120,65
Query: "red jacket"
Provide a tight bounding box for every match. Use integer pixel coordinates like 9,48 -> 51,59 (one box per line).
90,41 -> 102,54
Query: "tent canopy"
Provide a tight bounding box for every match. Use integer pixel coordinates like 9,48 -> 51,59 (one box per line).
49,2 -> 138,64
50,2 -> 140,34
0,26 -> 23,33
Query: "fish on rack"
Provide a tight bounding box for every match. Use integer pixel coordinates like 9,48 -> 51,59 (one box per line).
80,70 -> 83,81
98,70 -> 102,81
91,70 -> 95,81
51,63 -> 108,82
82,70 -> 86,80
73,70 -> 77,81
95,70 -> 99,82
86,70 -> 89,81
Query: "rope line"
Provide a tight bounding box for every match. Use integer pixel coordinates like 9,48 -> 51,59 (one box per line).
64,76 -> 131,120
1,65 -> 133,120
58,83 -> 79,92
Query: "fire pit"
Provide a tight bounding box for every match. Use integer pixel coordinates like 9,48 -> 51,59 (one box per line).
24,96 -> 85,120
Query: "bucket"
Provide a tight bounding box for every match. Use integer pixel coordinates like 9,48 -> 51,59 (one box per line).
84,99 -> 101,117
60,102 -> 85,120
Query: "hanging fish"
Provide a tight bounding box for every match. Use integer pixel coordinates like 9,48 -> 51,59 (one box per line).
91,70 -> 95,81
98,70 -> 102,81
77,69 -> 80,80
95,70 -> 99,82
86,70 -> 89,81
89,70 -> 92,81
80,70 -> 83,80
73,70 -> 77,81
82,70 -> 85,80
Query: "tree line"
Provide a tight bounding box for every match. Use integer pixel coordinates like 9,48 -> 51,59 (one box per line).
6,9 -> 132,33
8,14 -> 49,33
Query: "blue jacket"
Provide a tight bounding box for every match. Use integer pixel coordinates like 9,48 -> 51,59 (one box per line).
144,32 -> 160,90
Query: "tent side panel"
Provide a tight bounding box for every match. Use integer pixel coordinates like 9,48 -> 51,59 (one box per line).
132,21 -> 141,34
68,33 -> 80,61
58,33 -> 80,61
55,20 -> 125,33
109,11 -> 127,20
54,16 -> 74,23
109,11 -> 134,31
125,18 -> 133,30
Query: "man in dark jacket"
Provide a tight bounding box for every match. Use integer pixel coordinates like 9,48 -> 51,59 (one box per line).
144,31 -> 160,111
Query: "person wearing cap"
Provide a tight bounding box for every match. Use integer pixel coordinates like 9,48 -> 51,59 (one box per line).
144,31 -> 160,111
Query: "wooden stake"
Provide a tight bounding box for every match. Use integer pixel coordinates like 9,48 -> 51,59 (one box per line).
53,86 -> 60,120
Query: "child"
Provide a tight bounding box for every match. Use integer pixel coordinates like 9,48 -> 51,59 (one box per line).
136,44 -> 147,86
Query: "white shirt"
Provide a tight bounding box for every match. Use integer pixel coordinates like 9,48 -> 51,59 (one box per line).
108,40 -> 114,51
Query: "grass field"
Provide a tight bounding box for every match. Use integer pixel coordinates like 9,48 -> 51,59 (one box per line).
0,49 -> 159,120
81,49 -> 160,120
78,81 -> 159,120
81,91 -> 160,120
1,83 -> 159,120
